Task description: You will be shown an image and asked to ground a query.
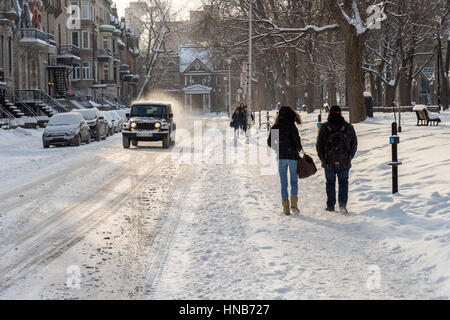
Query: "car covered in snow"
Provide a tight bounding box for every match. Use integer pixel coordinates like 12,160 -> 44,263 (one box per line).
100,111 -> 115,136
122,102 -> 176,149
108,110 -> 123,133
42,112 -> 91,148
73,108 -> 108,141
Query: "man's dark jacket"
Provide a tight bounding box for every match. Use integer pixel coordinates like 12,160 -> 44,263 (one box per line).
316,114 -> 358,170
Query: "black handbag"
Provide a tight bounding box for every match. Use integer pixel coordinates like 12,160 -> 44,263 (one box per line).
297,152 -> 318,179
230,121 -> 234,128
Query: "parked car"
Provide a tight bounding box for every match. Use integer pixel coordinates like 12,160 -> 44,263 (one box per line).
73,108 -> 108,141
108,110 -> 122,133
43,112 -> 91,148
116,109 -> 127,122
100,111 -> 114,136
115,110 -> 127,128
122,102 -> 176,149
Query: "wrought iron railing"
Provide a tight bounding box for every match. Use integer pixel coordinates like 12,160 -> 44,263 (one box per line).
19,28 -> 55,46
119,64 -> 130,73
101,80 -> 116,85
15,89 -> 70,113
5,89 -> 38,117
98,48 -> 113,59
58,45 -> 81,58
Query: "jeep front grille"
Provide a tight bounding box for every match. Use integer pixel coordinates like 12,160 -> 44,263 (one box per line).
136,123 -> 155,130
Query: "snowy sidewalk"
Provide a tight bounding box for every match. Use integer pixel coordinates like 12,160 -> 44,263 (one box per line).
153,111 -> 450,299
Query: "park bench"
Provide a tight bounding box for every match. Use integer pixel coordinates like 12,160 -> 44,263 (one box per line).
412,105 -> 441,126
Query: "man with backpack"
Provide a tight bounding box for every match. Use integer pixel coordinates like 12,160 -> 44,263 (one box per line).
316,106 -> 358,214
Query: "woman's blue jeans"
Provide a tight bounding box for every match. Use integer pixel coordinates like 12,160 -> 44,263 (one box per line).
278,160 -> 298,201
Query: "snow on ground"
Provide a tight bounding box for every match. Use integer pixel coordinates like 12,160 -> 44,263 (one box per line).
0,110 -> 449,299
0,127 -> 120,194
153,110 -> 450,299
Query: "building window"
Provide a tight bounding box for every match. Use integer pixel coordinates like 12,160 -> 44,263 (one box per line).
0,36 -> 3,68
82,31 -> 90,49
72,65 -> 81,80
71,31 -> 80,48
82,61 -> 91,80
104,65 -> 109,81
103,36 -> 108,49
81,1 -> 90,20
8,37 -> 11,75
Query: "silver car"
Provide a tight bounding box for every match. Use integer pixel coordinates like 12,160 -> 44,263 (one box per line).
43,113 -> 91,148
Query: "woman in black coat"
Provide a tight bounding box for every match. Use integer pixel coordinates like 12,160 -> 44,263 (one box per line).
268,106 -> 302,215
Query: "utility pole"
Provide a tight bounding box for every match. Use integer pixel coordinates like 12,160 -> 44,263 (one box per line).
248,0 -> 252,114
227,59 -> 232,117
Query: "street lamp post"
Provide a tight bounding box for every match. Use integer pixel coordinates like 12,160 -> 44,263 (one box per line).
227,58 -> 232,117
434,35 -> 441,111
248,0 -> 253,114
375,58 -> 382,106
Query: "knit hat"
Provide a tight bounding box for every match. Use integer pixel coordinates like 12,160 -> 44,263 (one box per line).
329,105 -> 342,114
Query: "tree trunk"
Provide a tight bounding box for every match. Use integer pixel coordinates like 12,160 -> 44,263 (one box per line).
285,48 -> 297,108
376,73 -> 382,106
399,73 -> 408,106
405,78 -> 413,106
439,38 -> 449,110
445,39 -> 450,110
344,32 -> 367,123
305,60 -> 315,113
328,77 -> 337,106
385,84 -> 396,107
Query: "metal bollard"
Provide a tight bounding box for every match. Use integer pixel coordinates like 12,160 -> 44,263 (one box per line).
317,114 -> 322,133
388,122 -> 402,194
266,111 -> 270,132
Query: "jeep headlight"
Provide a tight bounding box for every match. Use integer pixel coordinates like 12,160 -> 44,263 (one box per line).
131,122 -> 137,128
155,122 -> 161,128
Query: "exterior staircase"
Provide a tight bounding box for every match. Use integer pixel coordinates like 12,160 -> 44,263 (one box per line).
0,105 -> 15,129
15,89 -> 70,117
3,99 -> 25,118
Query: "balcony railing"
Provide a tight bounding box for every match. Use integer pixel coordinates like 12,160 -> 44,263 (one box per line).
58,45 -> 80,58
101,80 -> 116,85
98,48 -> 113,59
20,28 -> 55,46
119,64 -> 130,74
48,55 -> 58,67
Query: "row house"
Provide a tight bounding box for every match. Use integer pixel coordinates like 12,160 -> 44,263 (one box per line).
67,0 -> 140,106
0,0 -> 140,127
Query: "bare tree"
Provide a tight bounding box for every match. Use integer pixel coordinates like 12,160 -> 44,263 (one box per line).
135,0 -> 183,99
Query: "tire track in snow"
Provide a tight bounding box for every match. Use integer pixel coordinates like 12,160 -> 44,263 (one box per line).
0,151 -> 176,295
143,165 -> 194,298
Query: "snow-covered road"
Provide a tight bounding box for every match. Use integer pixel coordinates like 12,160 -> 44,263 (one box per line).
0,111 -> 449,299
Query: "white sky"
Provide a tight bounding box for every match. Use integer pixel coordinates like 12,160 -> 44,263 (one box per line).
115,0 -> 203,20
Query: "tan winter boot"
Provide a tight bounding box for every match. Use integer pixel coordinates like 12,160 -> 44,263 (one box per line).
282,201 -> 291,215
291,195 -> 300,214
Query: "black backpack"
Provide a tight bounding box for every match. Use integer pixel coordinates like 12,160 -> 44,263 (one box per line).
324,125 -> 351,169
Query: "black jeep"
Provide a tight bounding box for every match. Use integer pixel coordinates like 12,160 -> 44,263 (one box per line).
122,102 -> 176,149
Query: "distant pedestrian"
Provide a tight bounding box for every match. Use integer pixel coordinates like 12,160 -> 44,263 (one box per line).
231,105 -> 242,138
268,106 -> 303,215
316,106 -> 357,214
